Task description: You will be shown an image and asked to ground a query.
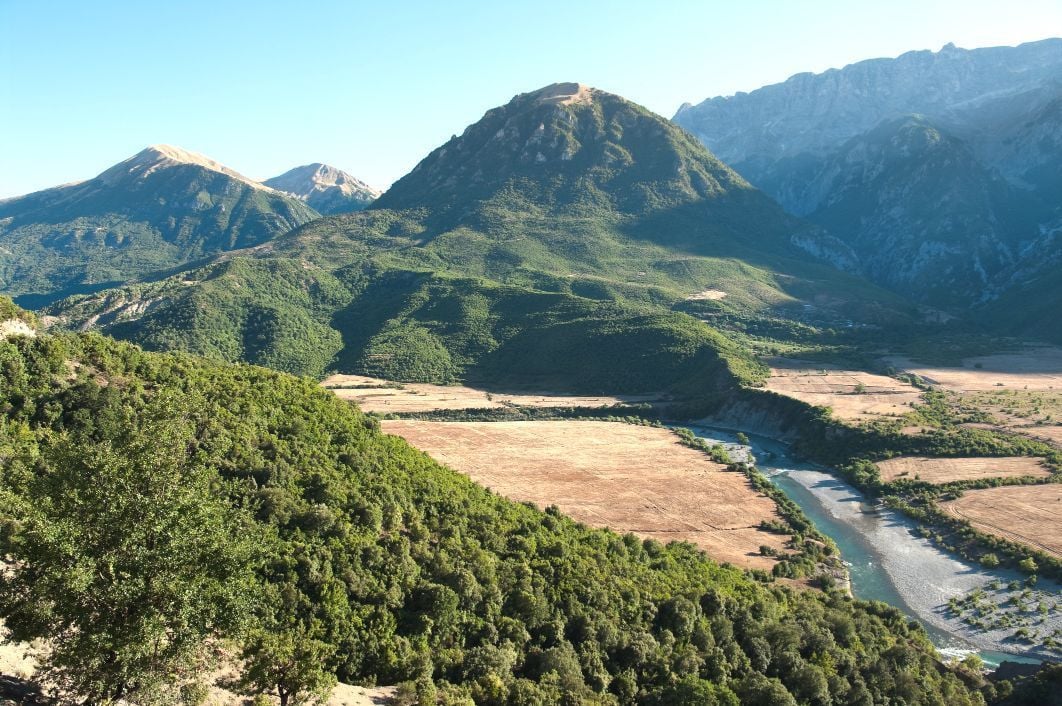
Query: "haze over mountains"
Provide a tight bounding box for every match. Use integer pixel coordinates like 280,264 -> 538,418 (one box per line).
675,39 -> 1062,332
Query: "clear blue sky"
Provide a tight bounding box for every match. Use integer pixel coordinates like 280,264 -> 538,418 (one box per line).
2,0 -> 1061,198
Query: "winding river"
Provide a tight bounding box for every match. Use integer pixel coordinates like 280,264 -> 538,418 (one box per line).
689,424 -> 1060,667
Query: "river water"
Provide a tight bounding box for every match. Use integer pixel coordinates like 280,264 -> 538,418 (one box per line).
689,424 -> 1060,667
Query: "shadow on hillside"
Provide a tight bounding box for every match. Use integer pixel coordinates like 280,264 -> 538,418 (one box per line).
0,673 -> 49,704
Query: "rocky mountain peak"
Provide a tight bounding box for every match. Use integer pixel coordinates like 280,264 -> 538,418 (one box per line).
264,163 -> 380,214
372,81 -> 754,218
98,145 -> 271,190
523,82 -> 595,107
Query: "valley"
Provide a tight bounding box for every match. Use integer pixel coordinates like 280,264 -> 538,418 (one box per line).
3,25 -> 1062,704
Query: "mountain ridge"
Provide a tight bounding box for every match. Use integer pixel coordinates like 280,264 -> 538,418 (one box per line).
43,82 -> 915,390
0,146 -> 319,306
674,39 -> 1062,321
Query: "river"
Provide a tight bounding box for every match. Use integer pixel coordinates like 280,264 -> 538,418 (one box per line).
689,424 -> 1060,667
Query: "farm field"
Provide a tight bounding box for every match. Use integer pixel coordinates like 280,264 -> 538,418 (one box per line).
765,359 -> 923,423
941,484 -> 1062,560
891,348 -> 1062,447
380,420 -> 790,569
876,456 -> 1051,483
893,346 -> 1062,392
322,374 -> 662,414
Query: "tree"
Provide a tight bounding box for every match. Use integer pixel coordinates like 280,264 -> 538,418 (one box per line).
735,432 -> 750,446
0,395 -> 256,704
239,622 -> 337,706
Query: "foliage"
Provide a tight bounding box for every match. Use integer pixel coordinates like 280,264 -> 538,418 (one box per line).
0,391 -> 258,703
0,330 -> 986,704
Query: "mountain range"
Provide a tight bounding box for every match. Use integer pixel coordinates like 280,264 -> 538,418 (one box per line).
7,42 -> 1062,387
674,39 -> 1062,333
0,146 -> 377,307
37,83 -> 912,394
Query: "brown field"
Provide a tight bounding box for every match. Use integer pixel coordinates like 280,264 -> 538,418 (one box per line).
892,347 -> 1062,392
381,420 -> 789,569
322,374 -> 662,414
765,359 -> 923,423
876,456 -> 1051,483
890,349 -> 1062,447
941,484 -> 1062,560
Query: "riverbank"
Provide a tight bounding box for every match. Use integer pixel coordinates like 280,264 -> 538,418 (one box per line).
689,424 -> 1061,666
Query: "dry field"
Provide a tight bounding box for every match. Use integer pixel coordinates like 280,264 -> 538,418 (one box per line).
382,420 -> 789,569
765,359 -> 923,424
941,484 -> 1062,560
322,374 -> 661,414
892,347 -> 1062,392
890,348 -> 1062,447
959,389 -> 1062,447
876,456 -> 1051,484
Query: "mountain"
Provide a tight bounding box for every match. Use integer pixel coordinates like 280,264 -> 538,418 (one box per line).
792,116 -> 1038,307
674,39 -> 1062,316
45,83 -> 913,393
674,39 -> 1062,200
263,163 -> 379,214
0,145 -> 319,307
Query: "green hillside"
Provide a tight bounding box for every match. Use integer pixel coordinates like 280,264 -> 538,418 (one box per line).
45,85 -> 915,398
0,145 -> 319,307
0,321 -> 987,704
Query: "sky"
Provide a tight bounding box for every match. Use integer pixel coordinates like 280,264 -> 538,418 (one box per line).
2,0 -> 1062,198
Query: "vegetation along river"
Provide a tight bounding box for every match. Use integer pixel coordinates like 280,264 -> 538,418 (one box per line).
689,424 -> 1060,667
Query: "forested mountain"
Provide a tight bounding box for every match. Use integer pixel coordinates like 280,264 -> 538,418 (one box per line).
264,163 -> 380,214
44,83 -> 913,389
0,307 -> 991,704
674,39 -> 1062,323
0,145 -> 319,307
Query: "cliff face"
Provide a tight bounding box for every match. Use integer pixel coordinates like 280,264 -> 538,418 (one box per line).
674,40 -> 1062,313
674,39 -> 1062,199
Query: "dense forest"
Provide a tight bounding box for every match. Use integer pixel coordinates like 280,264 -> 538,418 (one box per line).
0,308 -> 1000,705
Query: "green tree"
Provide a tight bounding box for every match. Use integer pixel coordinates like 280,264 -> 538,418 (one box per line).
1019,557 -> 1039,573
239,622 -> 337,706
0,395 -> 257,704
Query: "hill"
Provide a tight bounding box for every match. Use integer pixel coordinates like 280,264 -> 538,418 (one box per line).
264,163 -> 380,214
0,145 -> 319,307
0,315 -> 988,704
46,84 -> 915,392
